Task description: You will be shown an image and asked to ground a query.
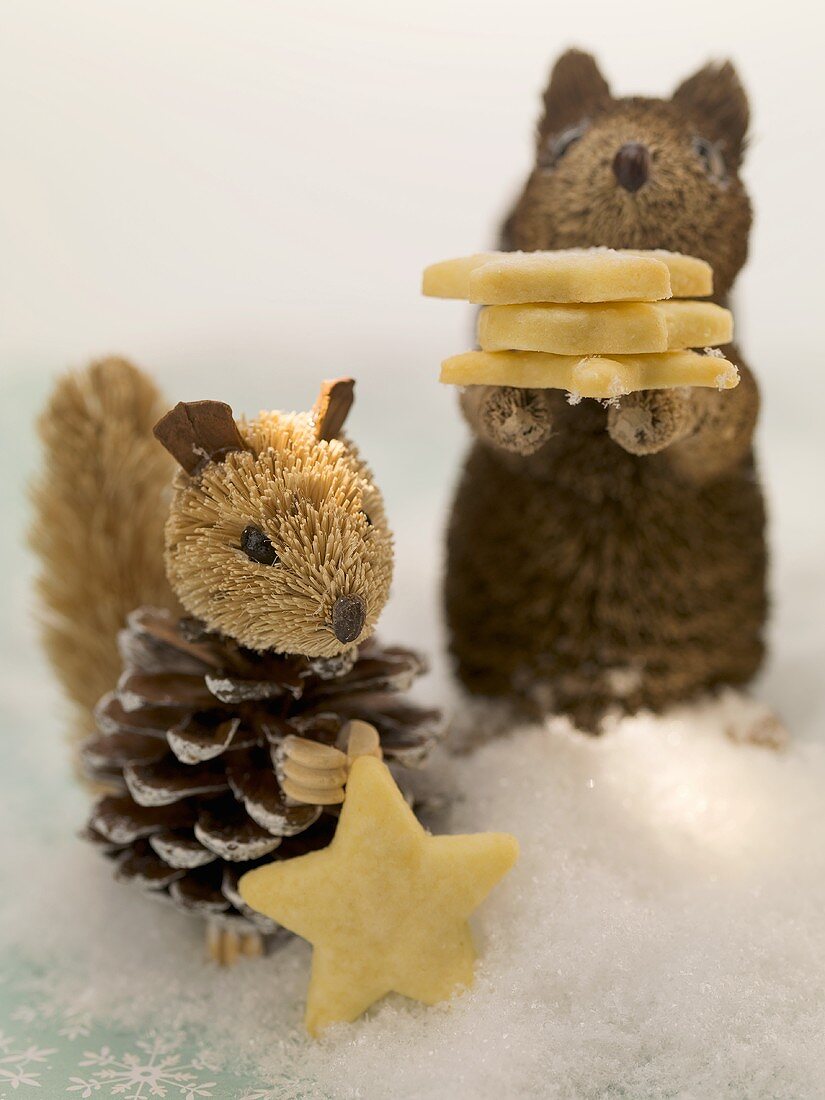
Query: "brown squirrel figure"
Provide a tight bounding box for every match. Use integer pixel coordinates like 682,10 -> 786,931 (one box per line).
445,50 -> 768,733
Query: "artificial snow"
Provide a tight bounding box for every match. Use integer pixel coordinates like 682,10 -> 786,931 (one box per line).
2,368 -> 823,1098
1,688 -> 824,1098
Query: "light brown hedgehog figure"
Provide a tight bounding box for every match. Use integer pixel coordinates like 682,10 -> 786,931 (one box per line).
32,360 -> 442,964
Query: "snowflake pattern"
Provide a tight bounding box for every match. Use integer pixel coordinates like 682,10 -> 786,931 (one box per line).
236,1056 -> 316,1100
11,995 -> 93,1041
0,973 -> 275,1098
66,1034 -> 216,1099
238,1087 -> 310,1100
0,1029 -> 56,1092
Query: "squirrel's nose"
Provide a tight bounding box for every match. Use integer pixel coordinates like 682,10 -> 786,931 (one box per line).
331,594 -> 366,644
612,142 -> 650,193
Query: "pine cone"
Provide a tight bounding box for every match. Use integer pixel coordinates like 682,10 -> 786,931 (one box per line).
82,608 -> 444,937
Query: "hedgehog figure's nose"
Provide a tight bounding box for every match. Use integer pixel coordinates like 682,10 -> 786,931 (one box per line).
331,594 -> 366,644
612,142 -> 650,193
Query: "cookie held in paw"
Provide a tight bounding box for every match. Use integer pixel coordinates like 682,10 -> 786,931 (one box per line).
423,248 -> 712,304
239,754 -> 518,1035
478,300 -> 732,356
425,248 -> 732,400
441,349 -> 738,400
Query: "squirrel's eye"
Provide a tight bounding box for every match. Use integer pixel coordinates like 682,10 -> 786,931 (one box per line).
693,136 -> 726,182
240,524 -> 280,566
539,123 -> 588,169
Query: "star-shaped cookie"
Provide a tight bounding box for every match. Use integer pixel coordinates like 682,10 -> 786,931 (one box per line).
239,755 -> 518,1035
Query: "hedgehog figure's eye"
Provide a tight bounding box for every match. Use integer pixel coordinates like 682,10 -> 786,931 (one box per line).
240,524 -> 280,566
361,510 -> 372,527
539,122 -> 588,169
693,136 -> 727,182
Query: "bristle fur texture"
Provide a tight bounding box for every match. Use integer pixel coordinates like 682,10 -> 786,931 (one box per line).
509,53 -> 752,297
164,410 -> 393,657
448,51 -> 767,732
447,364 -> 766,731
538,47 -> 611,137
672,61 -> 750,168
31,358 -> 178,741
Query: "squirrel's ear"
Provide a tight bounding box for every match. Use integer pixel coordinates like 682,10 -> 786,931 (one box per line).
312,378 -> 355,441
539,49 -> 611,138
153,400 -> 246,475
672,60 -> 749,163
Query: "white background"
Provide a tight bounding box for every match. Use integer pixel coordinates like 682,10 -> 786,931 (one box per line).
2,0 -> 823,365
1,0 -> 823,698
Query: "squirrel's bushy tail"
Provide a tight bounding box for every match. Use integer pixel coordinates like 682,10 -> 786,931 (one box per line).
31,358 -> 178,743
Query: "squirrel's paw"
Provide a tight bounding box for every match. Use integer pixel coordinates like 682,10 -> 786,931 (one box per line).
461,385 -> 554,455
607,388 -> 699,456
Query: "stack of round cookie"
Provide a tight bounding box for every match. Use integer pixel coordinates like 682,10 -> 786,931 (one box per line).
422,249 -> 737,400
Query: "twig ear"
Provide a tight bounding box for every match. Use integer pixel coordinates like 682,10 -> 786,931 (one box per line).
312,378 -> 355,441
539,48 -> 611,140
153,400 -> 246,475
672,60 -> 749,164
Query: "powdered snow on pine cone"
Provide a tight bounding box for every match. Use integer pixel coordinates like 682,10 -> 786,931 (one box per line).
82,608 -> 444,936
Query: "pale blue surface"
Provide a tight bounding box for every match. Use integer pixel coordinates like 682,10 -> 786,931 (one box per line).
2,353 -> 823,1098
0,373 -> 280,1099
0,363 -> 457,1099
